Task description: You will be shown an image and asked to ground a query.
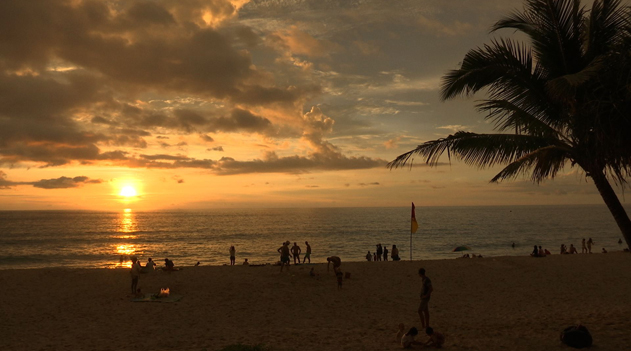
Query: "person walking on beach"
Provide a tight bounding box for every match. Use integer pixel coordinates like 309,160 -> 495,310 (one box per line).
130,256 -> 141,295
376,244 -> 383,261
303,241 -> 312,263
587,238 -> 594,253
229,246 -> 236,266
383,246 -> 389,261
277,242 -> 292,272
581,238 -> 587,254
327,256 -> 342,274
291,242 -> 302,264
418,268 -> 433,329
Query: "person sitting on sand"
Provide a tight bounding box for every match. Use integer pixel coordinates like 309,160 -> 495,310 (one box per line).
568,244 -> 578,254
401,327 -> 423,348
602,248 -> 607,253
424,327 -> 445,348
396,323 -> 406,344
391,245 -> 400,261
530,245 -> 539,257
142,257 -> 156,273
195,261 -> 201,266
327,256 -> 342,274
163,258 -> 176,271
560,244 -> 567,254
366,251 -> 372,261
243,258 -> 249,265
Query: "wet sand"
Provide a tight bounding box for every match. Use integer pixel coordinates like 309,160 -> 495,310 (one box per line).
2,252 -> 630,350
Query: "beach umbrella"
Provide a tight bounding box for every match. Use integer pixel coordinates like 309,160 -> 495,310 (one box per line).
452,245 -> 472,252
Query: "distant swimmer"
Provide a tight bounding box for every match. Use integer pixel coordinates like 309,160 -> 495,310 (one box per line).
327,256 -> 341,274
618,238 -> 623,245
511,242 -> 515,248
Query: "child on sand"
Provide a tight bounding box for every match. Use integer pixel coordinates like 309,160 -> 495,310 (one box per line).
424,327 -> 445,348
395,323 -> 405,343
401,327 -> 423,348
336,271 -> 343,289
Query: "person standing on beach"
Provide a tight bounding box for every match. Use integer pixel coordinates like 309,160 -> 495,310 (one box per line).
130,256 -> 141,294
229,246 -> 236,266
277,242 -> 291,272
587,238 -> 594,253
383,246 -> 389,261
327,256 -> 341,274
581,238 -> 587,253
303,241 -> 312,263
376,244 -> 383,261
291,242 -> 302,264
418,268 -> 433,329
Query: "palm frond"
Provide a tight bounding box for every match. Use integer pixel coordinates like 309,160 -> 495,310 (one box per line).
545,55 -> 605,100
476,99 -> 564,139
585,0 -> 629,60
387,132 -> 562,170
493,0 -> 585,76
491,145 -> 570,183
441,39 -> 536,100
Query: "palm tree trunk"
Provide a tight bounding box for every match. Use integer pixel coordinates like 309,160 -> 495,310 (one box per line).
590,169 -> 631,249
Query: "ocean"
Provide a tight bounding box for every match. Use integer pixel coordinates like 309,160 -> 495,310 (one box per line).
0,205 -> 627,270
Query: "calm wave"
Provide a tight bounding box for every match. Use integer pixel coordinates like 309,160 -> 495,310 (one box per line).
0,205 -> 627,269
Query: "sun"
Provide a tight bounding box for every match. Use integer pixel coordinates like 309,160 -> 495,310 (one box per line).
119,186 -> 137,197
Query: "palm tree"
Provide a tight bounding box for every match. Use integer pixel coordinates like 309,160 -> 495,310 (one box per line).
389,0 -> 631,248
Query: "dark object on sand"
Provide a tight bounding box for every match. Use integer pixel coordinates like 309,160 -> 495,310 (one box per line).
561,325 -> 592,349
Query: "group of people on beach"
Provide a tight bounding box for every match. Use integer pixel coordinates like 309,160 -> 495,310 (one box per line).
276,241 -> 312,271
396,267 -> 445,348
129,256 -> 178,294
528,237 -> 623,257
366,244 -> 400,261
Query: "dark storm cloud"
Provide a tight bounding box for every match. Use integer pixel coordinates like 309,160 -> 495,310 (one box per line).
0,0 -> 311,102
0,0 -> 323,167
32,176 -> 103,189
208,108 -> 272,133
0,171 -> 103,189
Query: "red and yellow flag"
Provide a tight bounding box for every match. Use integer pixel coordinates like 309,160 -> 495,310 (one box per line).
411,202 -> 419,234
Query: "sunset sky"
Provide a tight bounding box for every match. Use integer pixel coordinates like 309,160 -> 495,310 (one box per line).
0,0 -> 621,211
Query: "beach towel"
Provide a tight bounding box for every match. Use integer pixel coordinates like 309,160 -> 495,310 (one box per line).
131,294 -> 183,303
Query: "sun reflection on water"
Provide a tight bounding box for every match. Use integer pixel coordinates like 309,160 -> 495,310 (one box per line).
110,209 -> 139,268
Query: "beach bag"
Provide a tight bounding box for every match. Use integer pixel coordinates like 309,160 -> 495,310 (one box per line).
561,325 -> 592,349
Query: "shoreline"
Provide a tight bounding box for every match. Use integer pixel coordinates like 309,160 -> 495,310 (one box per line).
2,252 -> 631,350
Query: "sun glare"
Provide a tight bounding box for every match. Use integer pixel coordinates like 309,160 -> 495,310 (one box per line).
120,186 -> 137,197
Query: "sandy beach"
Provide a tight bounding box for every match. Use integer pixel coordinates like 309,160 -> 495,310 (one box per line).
2,252 -> 630,351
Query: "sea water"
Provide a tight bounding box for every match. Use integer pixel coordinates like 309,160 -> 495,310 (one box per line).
0,205 -> 627,269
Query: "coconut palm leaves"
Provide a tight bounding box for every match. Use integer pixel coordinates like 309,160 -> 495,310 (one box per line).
389,0 -> 631,246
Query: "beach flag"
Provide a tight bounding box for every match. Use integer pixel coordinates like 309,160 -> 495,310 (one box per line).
411,202 -> 419,234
